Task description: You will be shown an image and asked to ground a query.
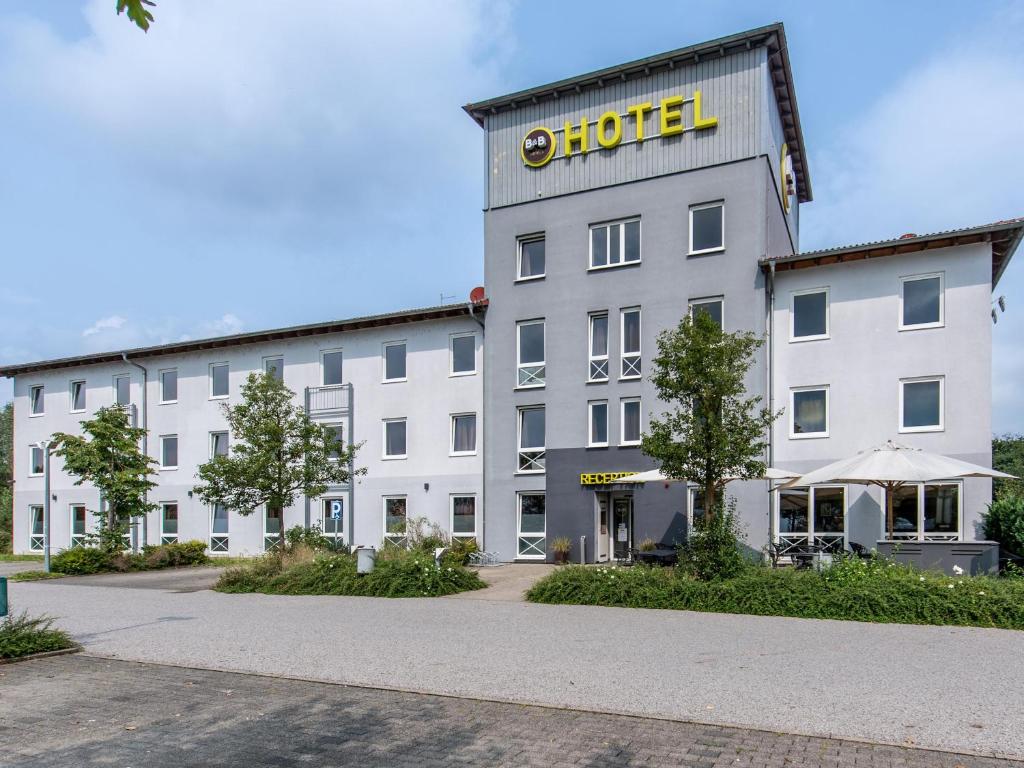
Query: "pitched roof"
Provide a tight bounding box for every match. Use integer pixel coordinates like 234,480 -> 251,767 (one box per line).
0,301 -> 488,378
464,23 -> 811,203
761,218 -> 1024,286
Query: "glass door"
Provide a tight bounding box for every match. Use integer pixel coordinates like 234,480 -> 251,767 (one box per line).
612,496 -> 633,560
596,494 -> 610,562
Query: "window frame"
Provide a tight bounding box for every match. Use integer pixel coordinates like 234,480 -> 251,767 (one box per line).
450,494 -> 478,540
159,434 -> 179,471
790,287 -> 830,342
160,502 -> 179,545
28,445 -> 44,477
588,312 -> 609,382
29,384 -> 44,416
209,362 -> 229,399
450,413 -> 478,457
516,319 -> 546,389
619,397 -> 642,446
158,368 -> 178,405
209,503 -> 229,553
320,348 -> 344,387
789,385 -> 830,439
263,355 -> 284,383
28,505 -> 44,551
113,374 -> 131,406
517,405 -> 546,474
69,379 -> 86,413
70,503 -> 88,548
382,341 -> 408,383
688,201 -> 725,255
886,480 -> 963,541
449,333 -> 477,377
517,492 -> 547,559
382,418 -> 408,460
619,307 -> 642,380
516,233 -> 546,282
321,497 -> 345,541
899,376 -> 945,433
588,217 -> 642,271
264,505 -> 284,552
210,431 -> 229,458
588,400 -> 609,448
382,495 -> 409,545
773,485 -> 849,554
688,296 -> 724,329
324,423 -> 345,461
899,272 -> 945,331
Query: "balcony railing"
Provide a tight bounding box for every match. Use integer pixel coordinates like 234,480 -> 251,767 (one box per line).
306,384 -> 352,414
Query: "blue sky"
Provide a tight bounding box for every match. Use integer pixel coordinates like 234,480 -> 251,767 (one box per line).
1,0 -> 1022,431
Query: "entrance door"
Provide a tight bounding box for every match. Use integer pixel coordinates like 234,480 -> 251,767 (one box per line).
596,494 -> 610,562
612,496 -> 633,560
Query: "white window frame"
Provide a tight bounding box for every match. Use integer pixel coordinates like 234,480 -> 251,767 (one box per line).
324,423 -> 344,461
263,355 -> 284,382
263,505 -> 284,552
450,413 -> 477,456
688,201 -> 725,255
450,494 -> 478,540
588,217 -> 642,270
113,374 -> 131,406
516,319 -> 546,389
789,385 -> 830,439
209,504 -> 229,553
70,503 -> 88,548
382,341 -> 408,383
160,502 -> 179,545
620,307 -> 641,380
790,287 -> 830,342
159,435 -> 179,470
210,431 -> 229,458
517,406 -> 546,474
588,312 -> 609,382
320,348 -> 344,387
383,495 -> 408,545
209,362 -> 229,399
449,333 -> 477,377
620,397 -> 642,446
69,380 -> 86,413
158,368 -> 178,405
688,296 -> 725,329
886,481 -> 963,541
28,445 -> 44,477
517,492 -> 546,559
28,505 -> 44,551
29,385 -> 44,416
588,400 -> 609,448
773,485 -> 849,555
899,272 -> 945,331
382,418 -> 408,460
321,497 -> 345,542
516,234 -> 546,282
899,376 -> 945,433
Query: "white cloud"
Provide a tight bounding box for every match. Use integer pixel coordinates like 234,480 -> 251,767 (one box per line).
82,314 -> 127,337
201,313 -> 244,338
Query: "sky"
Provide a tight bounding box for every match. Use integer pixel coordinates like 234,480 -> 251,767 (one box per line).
0,0 -> 1022,431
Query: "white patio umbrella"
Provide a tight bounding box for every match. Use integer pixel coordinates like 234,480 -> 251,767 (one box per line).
777,440 -> 1015,539
616,467 -> 799,484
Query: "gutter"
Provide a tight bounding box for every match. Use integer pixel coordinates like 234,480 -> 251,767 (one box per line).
468,300 -> 486,550
765,261 -> 776,549
122,352 -> 149,551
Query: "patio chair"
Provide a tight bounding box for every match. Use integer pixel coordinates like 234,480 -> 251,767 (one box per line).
766,540 -> 788,568
848,542 -> 873,559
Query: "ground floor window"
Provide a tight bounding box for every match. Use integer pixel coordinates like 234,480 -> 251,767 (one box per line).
70,504 -> 87,548
322,498 -> 344,546
264,506 -> 283,552
29,505 -> 44,551
161,503 -> 178,545
688,488 -> 707,531
451,495 -> 477,540
776,486 -> 846,554
889,482 -> 960,540
517,492 -> 546,559
210,504 -> 229,553
383,496 -> 408,546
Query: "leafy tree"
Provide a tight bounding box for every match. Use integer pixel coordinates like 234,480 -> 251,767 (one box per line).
642,312 -> 780,517
117,0 -> 156,32
993,433 -> 1024,498
0,403 -> 12,552
52,406 -> 158,552
193,373 -> 362,548
982,494 -> 1024,559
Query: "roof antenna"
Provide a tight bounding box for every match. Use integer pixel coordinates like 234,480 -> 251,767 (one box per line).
440,292 -> 457,304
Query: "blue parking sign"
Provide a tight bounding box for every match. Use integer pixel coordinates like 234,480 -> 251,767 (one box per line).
330,500 -> 343,520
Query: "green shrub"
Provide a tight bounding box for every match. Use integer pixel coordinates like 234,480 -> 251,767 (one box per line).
0,612 -> 75,660
140,540 -> 210,569
982,493 -> 1024,558
51,547 -> 112,575
50,541 -> 212,575
678,497 -> 747,580
10,571 -> 65,582
284,524 -> 347,553
445,537 -> 479,565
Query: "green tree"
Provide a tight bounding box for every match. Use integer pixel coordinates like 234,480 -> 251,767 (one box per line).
193,373 -> 362,548
642,312 -> 780,517
117,0 -> 156,32
1,403 -> 12,552
52,406 -> 158,552
993,433 -> 1024,498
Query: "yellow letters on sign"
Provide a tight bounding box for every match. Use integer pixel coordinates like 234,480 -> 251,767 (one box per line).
564,117 -> 590,156
659,95 -> 685,137
627,102 -> 653,141
692,89 -> 718,130
597,111 -> 622,148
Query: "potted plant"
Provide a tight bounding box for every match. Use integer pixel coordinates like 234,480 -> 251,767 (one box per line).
551,537 -> 572,564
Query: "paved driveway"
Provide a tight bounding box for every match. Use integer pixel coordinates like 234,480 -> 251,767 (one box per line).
8,572 -> 1024,759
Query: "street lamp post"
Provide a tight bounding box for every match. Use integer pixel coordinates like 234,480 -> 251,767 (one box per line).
36,440 -> 53,573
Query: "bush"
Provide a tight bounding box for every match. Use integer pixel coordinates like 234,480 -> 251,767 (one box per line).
445,536 -> 479,565
140,540 -> 210,569
982,493 -> 1024,558
526,560 -> 1024,629
51,547 -> 112,575
0,612 -> 75,660
678,497 -> 747,580
284,524 -> 347,553
51,541 -> 212,575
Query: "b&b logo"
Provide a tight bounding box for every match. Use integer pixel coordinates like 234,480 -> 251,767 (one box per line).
520,126 -> 557,168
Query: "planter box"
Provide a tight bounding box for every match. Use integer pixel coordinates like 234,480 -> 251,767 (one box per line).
875,540 -> 999,576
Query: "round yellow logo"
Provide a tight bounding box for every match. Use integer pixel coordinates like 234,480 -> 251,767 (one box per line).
521,126 -> 557,167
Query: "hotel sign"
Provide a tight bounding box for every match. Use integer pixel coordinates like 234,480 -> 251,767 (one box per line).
580,472 -> 639,486
521,90 -> 719,168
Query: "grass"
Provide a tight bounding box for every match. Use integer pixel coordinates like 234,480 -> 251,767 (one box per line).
9,571 -> 65,582
0,554 -> 45,563
0,612 -> 75,660
526,557 -> 1024,630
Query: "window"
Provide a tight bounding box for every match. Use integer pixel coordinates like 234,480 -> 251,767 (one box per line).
776,486 -> 847,554
161,503 -> 178,545
620,398 -> 641,445
321,349 -> 344,386
689,488 -> 707,531
29,505 -> 44,551
211,431 -> 229,458
29,445 -> 44,476
689,202 -> 724,254
264,506 -> 284,552
790,386 -> 829,438
450,334 -> 476,376
451,414 -> 477,455
160,435 -> 178,469
30,385 -> 44,416
689,297 -> 724,329
900,377 -> 943,432
383,418 -> 407,459
517,406 -> 545,473
264,356 -> 284,382
383,342 -> 407,382
159,369 -> 178,403
517,493 -> 546,558
900,273 -> 944,329
890,482 -> 961,540
620,308 -> 641,378
210,504 -> 229,552
589,313 -> 609,381
451,495 -> 477,540
114,375 -> 131,406
70,380 -> 86,412
325,424 -> 344,460
383,496 -> 408,545
518,235 -> 546,280
210,363 -> 229,398
590,218 -> 641,269
589,401 -> 608,447
322,498 -> 344,544
517,320 -> 545,387
791,288 -> 829,341
70,504 -> 87,548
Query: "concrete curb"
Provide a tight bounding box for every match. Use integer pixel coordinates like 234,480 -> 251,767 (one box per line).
1,645 -> 81,666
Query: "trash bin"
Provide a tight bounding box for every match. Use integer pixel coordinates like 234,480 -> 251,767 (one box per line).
0,576 -> 8,618
356,547 -> 376,575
